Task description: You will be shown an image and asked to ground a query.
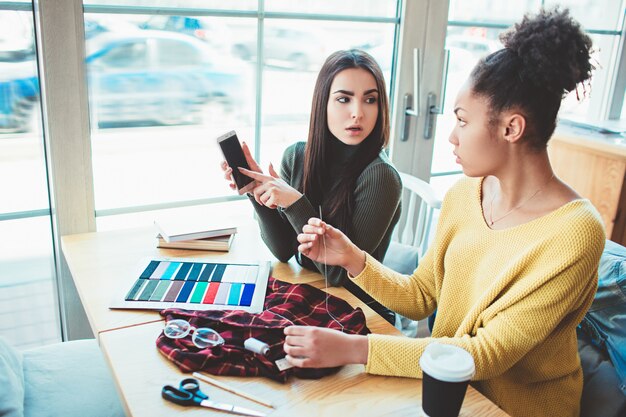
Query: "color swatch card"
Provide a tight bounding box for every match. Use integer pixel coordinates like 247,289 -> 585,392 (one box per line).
110,257 -> 271,313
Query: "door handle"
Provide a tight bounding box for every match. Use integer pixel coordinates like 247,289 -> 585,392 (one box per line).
400,48 -> 420,142
423,49 -> 450,140
423,92 -> 439,140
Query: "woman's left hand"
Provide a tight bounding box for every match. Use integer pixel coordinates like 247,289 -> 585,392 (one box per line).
283,326 -> 368,368
239,163 -> 302,209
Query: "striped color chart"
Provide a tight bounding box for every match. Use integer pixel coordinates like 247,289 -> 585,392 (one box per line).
124,260 -> 260,307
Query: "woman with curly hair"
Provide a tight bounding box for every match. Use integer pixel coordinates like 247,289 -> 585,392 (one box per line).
286,9 -> 605,417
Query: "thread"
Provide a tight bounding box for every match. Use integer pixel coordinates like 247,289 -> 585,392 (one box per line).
244,337 -> 270,355
320,205 -> 345,333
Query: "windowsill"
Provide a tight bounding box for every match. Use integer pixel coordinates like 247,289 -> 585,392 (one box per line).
552,124 -> 626,157
95,199 -> 255,232
559,117 -> 626,135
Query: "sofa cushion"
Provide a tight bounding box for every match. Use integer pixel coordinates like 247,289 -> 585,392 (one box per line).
22,339 -> 125,417
578,330 -> 626,417
579,239 -> 626,396
0,337 -> 25,417
383,241 -> 419,274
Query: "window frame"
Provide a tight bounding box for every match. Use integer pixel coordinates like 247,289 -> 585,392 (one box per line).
18,0 -> 403,339
3,0 -> 624,339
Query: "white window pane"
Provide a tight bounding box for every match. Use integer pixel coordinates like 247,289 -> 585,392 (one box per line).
432,22 -> 620,175
83,0 -> 257,11
449,0 -> 540,22
431,113 -> 459,174
0,217 -> 61,349
86,14 -> 256,210
0,9 -> 60,349
0,11 -> 48,211
560,34 -> 621,119
0,69 -> 47,216
83,6 -> 401,221
96,199 -> 253,231
431,26 -> 503,175
429,173 -> 464,199
259,20 -> 396,169
544,0 -> 625,30
265,0 -> 397,18
0,10 -> 39,144
450,1 -> 624,30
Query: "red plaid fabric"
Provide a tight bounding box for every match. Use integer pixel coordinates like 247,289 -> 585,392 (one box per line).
156,277 -> 370,382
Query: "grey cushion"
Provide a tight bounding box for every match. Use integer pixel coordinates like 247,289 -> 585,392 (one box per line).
578,331 -> 626,417
22,339 -> 125,417
383,241 -> 419,274
383,242 -> 421,336
577,239 -> 626,417
0,337 -> 25,417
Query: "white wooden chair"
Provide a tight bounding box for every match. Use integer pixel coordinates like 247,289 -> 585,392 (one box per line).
395,172 -> 442,256
383,172 -> 442,337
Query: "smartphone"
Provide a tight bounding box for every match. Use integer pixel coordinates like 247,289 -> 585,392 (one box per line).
217,130 -> 256,195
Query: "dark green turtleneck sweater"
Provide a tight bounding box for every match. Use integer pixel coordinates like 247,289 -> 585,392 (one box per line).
250,139 -> 402,287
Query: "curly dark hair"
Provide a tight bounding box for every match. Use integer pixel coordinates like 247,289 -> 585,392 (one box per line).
470,8 -> 594,149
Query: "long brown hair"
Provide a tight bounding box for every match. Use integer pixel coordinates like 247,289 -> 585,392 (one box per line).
301,49 -> 389,235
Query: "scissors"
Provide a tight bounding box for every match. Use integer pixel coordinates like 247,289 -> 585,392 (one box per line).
162,378 -> 267,417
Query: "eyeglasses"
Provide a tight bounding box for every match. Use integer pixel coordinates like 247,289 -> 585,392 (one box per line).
163,319 -> 225,349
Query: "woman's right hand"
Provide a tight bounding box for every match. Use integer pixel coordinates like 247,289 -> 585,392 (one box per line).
220,141 -> 262,191
297,218 -> 366,276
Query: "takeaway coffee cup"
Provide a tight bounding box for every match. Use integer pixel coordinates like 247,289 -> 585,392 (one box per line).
419,343 -> 476,417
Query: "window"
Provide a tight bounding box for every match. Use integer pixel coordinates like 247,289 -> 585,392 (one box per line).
259,18 -> 396,170
5,0 -> 625,342
0,7 -> 61,349
431,0 -> 626,185
79,2 -> 399,231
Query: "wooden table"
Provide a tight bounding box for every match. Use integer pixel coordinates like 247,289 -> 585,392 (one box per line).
61,222 -> 509,417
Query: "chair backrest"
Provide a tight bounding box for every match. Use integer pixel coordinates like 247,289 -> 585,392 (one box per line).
395,172 -> 442,257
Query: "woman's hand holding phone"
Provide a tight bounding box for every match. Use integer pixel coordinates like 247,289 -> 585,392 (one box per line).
220,141 -> 261,191
238,164 -> 302,209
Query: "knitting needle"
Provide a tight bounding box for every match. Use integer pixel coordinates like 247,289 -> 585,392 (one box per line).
192,372 -> 275,408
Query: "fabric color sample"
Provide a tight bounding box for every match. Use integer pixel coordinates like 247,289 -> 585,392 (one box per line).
157,277 -> 370,382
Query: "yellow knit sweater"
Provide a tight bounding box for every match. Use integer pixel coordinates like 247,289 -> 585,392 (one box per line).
353,177 -> 605,417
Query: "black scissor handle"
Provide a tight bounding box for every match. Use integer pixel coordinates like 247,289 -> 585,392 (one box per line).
162,385 -> 198,406
180,378 -> 208,400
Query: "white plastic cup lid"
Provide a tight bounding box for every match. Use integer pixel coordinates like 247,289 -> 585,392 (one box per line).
419,342 -> 475,383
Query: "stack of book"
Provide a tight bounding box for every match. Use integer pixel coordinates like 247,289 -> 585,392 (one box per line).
154,217 -> 237,252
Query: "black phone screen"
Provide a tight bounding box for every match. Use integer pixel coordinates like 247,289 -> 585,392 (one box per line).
218,132 -> 254,190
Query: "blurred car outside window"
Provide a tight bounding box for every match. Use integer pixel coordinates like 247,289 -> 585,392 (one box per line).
155,38 -> 203,67
94,40 -> 149,69
139,15 -> 233,54
0,30 -> 250,132
231,25 -> 328,71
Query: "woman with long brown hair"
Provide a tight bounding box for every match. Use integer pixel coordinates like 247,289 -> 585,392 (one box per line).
222,49 -> 402,322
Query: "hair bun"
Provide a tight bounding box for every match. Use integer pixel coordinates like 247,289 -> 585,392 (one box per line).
500,8 -> 593,95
